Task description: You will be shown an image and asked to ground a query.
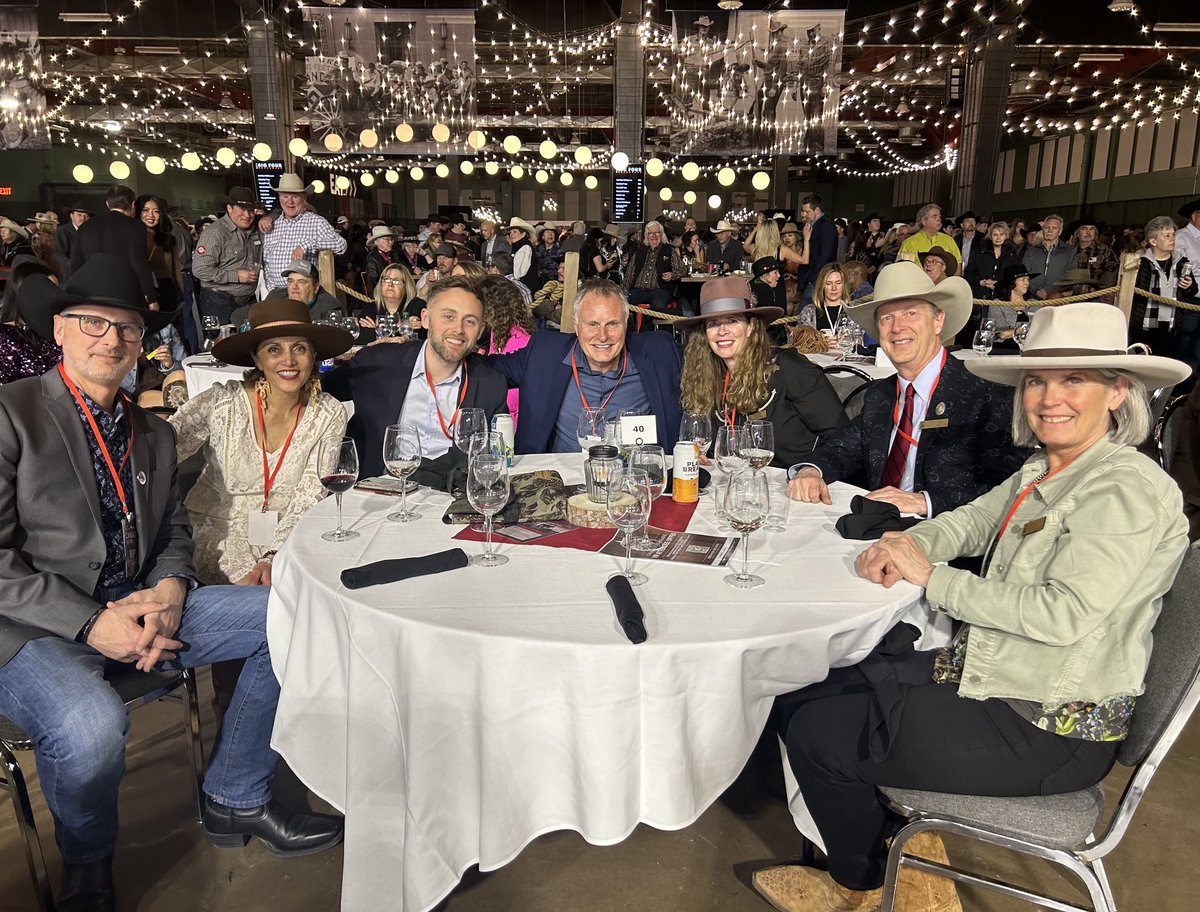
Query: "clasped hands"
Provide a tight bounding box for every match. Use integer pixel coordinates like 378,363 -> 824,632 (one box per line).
854,532 -> 934,589
88,577 -> 187,671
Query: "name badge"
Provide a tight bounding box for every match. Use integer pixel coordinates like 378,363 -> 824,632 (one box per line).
619,415 -> 658,447
1022,516 -> 1047,536
919,418 -> 950,430
248,510 -> 279,547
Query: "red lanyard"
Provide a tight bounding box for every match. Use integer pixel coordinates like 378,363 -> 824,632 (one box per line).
570,345 -> 627,413
721,369 -> 737,428
892,348 -> 947,448
994,455 -> 1080,543
426,362 -> 469,440
58,364 -> 135,519
256,392 -> 304,512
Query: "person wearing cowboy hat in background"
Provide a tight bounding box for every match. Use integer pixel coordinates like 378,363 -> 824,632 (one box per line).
53,202 -> 93,279
70,185 -> 160,307
260,172 -> 347,292
0,216 -> 33,269
706,219 -> 745,274
504,216 -> 538,292
1069,218 -> 1120,286
364,224 -> 397,296
755,300 -> 1189,912
677,276 -> 846,469
750,255 -> 789,322
788,261 -> 1030,517
918,245 -> 958,285
954,210 -> 981,269
0,254 -> 346,911
192,187 -> 265,326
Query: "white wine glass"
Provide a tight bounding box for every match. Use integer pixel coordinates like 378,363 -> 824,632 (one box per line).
382,423 -> 421,523
627,445 -> 666,550
723,472 -> 769,589
318,436 -> 361,542
466,453 -> 510,567
836,316 -> 857,361
576,406 -> 608,453
741,420 -> 775,474
1013,322 -> 1030,351
972,329 -> 994,357
453,407 -> 488,459
606,467 -> 651,587
713,425 -> 749,531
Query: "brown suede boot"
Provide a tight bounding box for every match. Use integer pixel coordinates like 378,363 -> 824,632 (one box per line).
752,865 -> 883,912
893,832 -> 963,912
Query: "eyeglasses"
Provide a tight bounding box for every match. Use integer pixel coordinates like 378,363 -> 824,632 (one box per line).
381,278 -> 406,286
61,313 -> 146,343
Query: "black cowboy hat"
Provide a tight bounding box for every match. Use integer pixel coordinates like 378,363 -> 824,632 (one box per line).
221,186 -> 258,208
956,210 -> 978,222
999,263 -> 1039,286
1179,199 -> 1200,220
20,253 -> 180,340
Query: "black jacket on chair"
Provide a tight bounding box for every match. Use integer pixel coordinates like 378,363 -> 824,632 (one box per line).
70,209 -> 158,304
763,351 -> 848,469
803,353 -> 1031,515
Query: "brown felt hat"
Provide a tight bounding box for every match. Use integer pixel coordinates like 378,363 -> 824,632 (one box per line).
212,297 -> 353,367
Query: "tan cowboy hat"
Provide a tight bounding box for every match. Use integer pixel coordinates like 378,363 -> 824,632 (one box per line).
966,301 -> 1190,389
846,261 -> 971,343
714,220 -> 737,234
270,172 -> 316,194
505,217 -> 535,239
674,276 -> 783,328
212,297 -> 354,367
780,222 -> 800,236
1053,267 -> 1102,289
918,245 -> 959,277
602,223 -> 621,239
0,217 -> 29,240
367,225 -> 396,244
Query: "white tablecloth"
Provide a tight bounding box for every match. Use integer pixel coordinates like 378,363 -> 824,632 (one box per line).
266,455 -> 932,912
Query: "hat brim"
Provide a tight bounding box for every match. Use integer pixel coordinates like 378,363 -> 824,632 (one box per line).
674,305 -> 784,329
271,181 -> 315,194
212,323 -> 354,367
846,275 -> 973,343
19,274 -> 178,340
966,353 -> 1191,389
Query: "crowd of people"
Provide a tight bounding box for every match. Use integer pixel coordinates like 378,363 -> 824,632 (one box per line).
1,177 -> 1199,912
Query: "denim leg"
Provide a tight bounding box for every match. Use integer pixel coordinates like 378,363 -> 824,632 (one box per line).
162,584 -> 279,809
0,637 -> 128,863
197,287 -> 236,325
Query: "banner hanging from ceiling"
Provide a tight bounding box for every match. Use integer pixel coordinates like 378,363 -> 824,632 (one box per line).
668,9 -> 844,157
0,5 -> 49,151
301,8 -> 476,151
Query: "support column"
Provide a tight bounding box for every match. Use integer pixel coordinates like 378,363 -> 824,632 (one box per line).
614,0 -> 646,165
951,24 -> 1016,219
246,21 -> 295,168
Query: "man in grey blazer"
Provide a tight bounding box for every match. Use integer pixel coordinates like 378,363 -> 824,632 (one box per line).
0,255 -> 342,912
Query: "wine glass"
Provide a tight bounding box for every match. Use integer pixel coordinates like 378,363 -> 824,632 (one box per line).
679,412 -> 714,461
453,408 -> 488,460
723,472 -> 769,589
1013,322 -> 1030,351
627,445 -> 666,550
317,436 -> 361,542
606,467 -> 652,586
382,424 -> 421,523
466,453 -> 510,567
712,425 -> 749,531
972,329 -> 994,357
836,316 -> 858,361
576,406 -> 608,453
377,312 -> 396,339
741,420 -> 775,474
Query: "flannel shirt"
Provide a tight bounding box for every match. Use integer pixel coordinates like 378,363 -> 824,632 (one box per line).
261,210 -> 347,290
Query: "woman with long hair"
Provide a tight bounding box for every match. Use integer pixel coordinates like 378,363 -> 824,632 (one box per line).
451,260 -> 488,284
965,221 -> 1017,300
877,223 -> 911,269
357,263 -> 425,344
135,194 -> 182,316
580,226 -> 618,279
0,257 -> 61,384
807,262 -> 851,337
744,215 -> 805,270
678,277 -> 846,468
479,274 -> 536,428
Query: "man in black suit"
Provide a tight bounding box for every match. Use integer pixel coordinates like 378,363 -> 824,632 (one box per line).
795,193 -> 838,306
53,202 -> 92,279
322,276 -> 509,478
69,185 -> 157,304
787,261 -> 1029,516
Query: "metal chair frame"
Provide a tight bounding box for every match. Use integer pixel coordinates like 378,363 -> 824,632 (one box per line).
1153,394 -> 1188,470
0,668 -> 205,912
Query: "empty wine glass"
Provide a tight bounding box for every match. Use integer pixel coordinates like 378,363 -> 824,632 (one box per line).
627,445 -> 666,550
741,420 -> 775,474
382,424 -> 421,522
317,436 -> 361,542
723,472 -> 769,589
606,467 -> 651,586
679,411 -> 714,461
576,406 -> 608,453
836,316 -> 858,361
712,425 -> 749,531
467,453 -> 510,567
1013,322 -> 1030,351
453,408 -> 488,459
972,329 -> 994,357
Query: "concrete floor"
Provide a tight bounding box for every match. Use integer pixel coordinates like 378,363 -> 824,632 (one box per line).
2,669 -> 1197,912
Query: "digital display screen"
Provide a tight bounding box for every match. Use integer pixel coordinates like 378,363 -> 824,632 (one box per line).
253,160 -> 285,211
612,164 -> 645,223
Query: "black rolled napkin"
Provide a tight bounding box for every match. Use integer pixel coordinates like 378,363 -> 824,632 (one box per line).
835,495 -> 921,540
606,575 -> 647,644
340,548 -> 469,589
664,467 -> 712,494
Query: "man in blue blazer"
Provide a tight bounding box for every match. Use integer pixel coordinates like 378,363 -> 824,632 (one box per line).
489,279 -> 684,455
787,262 -> 1030,516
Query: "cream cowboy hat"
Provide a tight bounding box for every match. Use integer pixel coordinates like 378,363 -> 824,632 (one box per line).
0,217 -> 29,240
270,172 -> 316,194
714,220 -> 737,233
966,302 -> 1190,389
367,225 -> 396,244
846,260 -> 972,343
505,217 -> 535,239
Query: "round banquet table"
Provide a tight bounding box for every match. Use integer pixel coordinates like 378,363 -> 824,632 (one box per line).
266,454 -> 932,912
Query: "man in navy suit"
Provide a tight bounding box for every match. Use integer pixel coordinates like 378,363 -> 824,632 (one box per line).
795,194 -> 838,306
489,279 -> 684,455
787,262 -> 1029,516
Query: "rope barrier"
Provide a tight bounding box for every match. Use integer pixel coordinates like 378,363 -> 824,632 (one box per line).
336,281 -> 374,304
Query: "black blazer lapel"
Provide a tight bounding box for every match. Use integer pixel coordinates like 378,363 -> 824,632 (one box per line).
381,341 -> 422,430
42,376 -> 104,532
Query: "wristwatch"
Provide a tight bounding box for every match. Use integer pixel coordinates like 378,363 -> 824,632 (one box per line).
259,550 -> 278,564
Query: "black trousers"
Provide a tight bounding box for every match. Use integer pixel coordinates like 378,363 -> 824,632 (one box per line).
770,660 -> 1119,891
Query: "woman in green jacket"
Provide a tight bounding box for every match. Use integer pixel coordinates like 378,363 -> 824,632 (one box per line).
754,301 -> 1191,912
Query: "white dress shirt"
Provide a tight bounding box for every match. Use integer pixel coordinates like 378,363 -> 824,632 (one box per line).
398,342 -> 464,460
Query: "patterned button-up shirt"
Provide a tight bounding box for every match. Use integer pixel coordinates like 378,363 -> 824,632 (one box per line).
71,390 -> 135,592
1073,241 -> 1119,282
261,210 -> 348,290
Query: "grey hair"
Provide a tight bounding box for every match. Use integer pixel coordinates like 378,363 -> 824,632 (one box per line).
1041,213 -> 1064,227
1145,216 -> 1177,243
916,203 -> 941,223
989,221 -> 1010,235
1011,369 -> 1151,448
573,279 -> 630,325
643,220 -> 665,238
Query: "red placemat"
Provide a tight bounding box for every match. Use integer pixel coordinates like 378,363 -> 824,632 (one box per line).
452,498 -> 698,553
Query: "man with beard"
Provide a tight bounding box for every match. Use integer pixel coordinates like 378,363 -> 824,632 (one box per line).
321,277 -> 508,477
1070,219 -> 1120,284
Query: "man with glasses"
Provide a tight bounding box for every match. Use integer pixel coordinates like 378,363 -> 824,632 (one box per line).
192,186 -> 264,325
899,203 -> 960,267
624,220 -> 685,315
0,254 -> 344,911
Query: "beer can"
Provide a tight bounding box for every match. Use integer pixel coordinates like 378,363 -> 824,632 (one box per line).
491,414 -> 515,466
671,441 -> 700,504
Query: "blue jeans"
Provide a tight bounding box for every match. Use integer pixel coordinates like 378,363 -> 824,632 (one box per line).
0,584 -> 276,863
627,286 -> 673,312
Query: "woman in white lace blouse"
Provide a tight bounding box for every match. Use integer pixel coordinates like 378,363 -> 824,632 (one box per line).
169,298 -> 354,587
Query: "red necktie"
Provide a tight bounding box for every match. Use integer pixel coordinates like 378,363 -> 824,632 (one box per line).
880,383 -> 916,489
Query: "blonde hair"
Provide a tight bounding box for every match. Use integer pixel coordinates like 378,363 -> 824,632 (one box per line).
751,220 -> 782,262
680,318 -> 776,415
812,263 -> 846,311
374,263 -> 417,312
1011,370 -> 1149,447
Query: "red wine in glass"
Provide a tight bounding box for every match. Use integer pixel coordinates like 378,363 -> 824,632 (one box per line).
318,436 -> 361,542
320,473 -> 357,494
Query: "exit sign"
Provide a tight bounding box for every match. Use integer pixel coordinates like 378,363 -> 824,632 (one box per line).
0,187 -> 11,196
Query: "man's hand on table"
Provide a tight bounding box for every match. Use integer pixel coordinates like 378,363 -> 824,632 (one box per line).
865,486 -> 927,516
787,467 -> 832,504
855,532 -> 934,589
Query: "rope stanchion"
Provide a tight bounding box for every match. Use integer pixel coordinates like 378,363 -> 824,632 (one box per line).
336,281 -> 374,304
1131,286 -> 1200,313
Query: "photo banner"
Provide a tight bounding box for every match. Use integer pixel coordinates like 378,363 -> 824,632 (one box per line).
668,10 -> 844,156
301,8 -> 475,154
0,5 -> 49,151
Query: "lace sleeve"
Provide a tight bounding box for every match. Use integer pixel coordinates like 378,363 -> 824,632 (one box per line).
271,397 -> 348,550
168,382 -> 230,461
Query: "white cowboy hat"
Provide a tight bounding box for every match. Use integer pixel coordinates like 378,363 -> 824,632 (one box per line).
966,302 -> 1190,389
367,225 -> 395,243
714,220 -> 737,233
0,217 -> 29,239
846,260 -> 972,343
505,217 -> 535,239
270,172 -> 316,194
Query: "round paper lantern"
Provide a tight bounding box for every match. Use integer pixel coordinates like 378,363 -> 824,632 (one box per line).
288,138 -> 309,157
214,148 -> 237,168
502,134 -> 522,155
431,123 -> 450,143
539,139 -> 558,160
559,171 -> 573,186
645,157 -> 664,177
310,179 -> 326,194
658,187 -> 673,202
584,175 -> 599,190
73,164 -> 95,183
385,169 -> 399,184
535,169 -> 549,184
681,161 -> 701,182
409,166 -> 425,181
717,167 -> 736,187
145,156 -> 166,175
435,163 -> 450,179
251,142 -> 272,162
510,165 -> 525,180
360,172 -> 375,187
708,194 -> 722,208
359,129 -> 379,149
683,190 -> 697,205
334,175 -> 351,190
574,145 -> 593,165
323,133 -> 344,153
467,130 -> 487,150
395,123 -> 414,143
460,160 -> 475,175
108,160 -> 131,180
751,171 -> 771,191
611,151 -> 630,172
484,161 -> 500,176
180,151 -> 202,171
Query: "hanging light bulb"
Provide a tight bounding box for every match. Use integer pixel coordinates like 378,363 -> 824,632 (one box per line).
708,194 -> 722,208
395,123 -> 414,142
435,163 -> 450,178
251,142 -> 272,162
659,186 -> 673,201
574,145 -> 593,165
73,164 -> 95,183
559,171 -> 573,186
535,169 -> 550,184
503,134 -> 522,155
409,166 -> 425,181
611,151 -> 630,171
289,138 -> 309,157
180,151 -> 202,171
484,161 -> 500,176
646,157 -> 664,177
717,167 -> 736,186
385,169 -> 399,184
310,179 -> 326,194
511,165 -> 526,180
681,161 -> 701,181
460,160 -> 475,175
539,139 -> 558,160
360,172 -> 375,187
324,133 -> 344,152
584,175 -> 599,190
751,171 -> 771,190
335,175 -> 351,191
431,123 -> 451,143
145,156 -> 166,175
214,148 -> 237,168
683,190 -> 697,205
467,130 -> 487,150
359,128 -> 379,148
109,160 -> 131,180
